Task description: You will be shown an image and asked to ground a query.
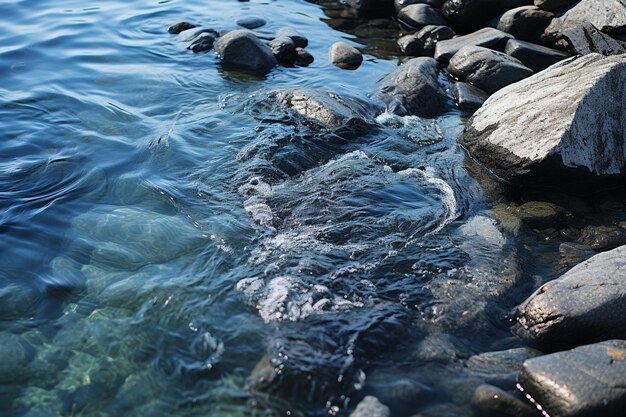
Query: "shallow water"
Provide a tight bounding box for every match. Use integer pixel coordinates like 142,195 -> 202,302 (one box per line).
2,1 -> 625,416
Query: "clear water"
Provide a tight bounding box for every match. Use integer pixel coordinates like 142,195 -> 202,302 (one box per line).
2,1 -> 621,416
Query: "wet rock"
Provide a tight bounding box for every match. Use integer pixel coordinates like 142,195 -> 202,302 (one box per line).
487,6 -> 554,42
448,46 -> 534,93
578,225 -> 626,251
397,4 -> 446,30
270,37 -> 296,64
398,34 -> 424,56
558,242 -> 595,271
519,340 -> 626,417
534,0 -> 575,13
543,0 -> 626,42
168,21 -> 196,34
395,0 -> 445,11
556,23 -> 626,56
346,0 -> 395,16
467,348 -> 541,378
350,396 -> 390,417
236,17 -> 266,29
513,244 -> 626,351
329,42 -> 363,70
460,53 -> 626,182
434,27 -> 513,63
451,81 -> 489,111
416,25 -> 455,55
504,39 -> 570,72
441,0 -> 533,32
276,27 -> 308,48
514,201 -> 562,229
373,57 -> 447,117
189,32 -> 215,53
176,27 -> 219,42
0,332 -> 37,384
0,279 -> 39,321
294,47 -> 314,66
214,30 -> 277,75
472,384 -> 541,417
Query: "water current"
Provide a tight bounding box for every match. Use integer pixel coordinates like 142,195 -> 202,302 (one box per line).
2,1 -> 626,416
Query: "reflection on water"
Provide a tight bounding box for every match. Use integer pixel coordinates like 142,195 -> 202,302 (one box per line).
2,0 -> 626,416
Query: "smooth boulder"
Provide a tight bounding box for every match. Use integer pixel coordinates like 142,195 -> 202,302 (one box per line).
461,53 -> 626,182
417,25 -> 455,55
372,57 -> 447,117
397,4 -> 447,30
519,340 -> 626,417
329,42 -> 363,70
441,0 -> 534,32
504,39 -> 570,72
487,6 -> 554,42
513,244 -> 626,351
451,82 -> 489,111
556,23 -> 626,56
214,30 -> 277,75
270,37 -> 297,64
543,0 -> 626,41
168,22 -> 196,34
434,27 -> 513,62
276,27 -> 308,48
448,46 -> 533,93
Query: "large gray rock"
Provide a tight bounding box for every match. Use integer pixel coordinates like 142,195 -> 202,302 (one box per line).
448,46 -> 534,93
543,0 -> 626,41
519,340 -> 626,417
513,245 -> 626,351
441,0 -> 533,31
372,57 -> 447,117
434,27 -> 513,63
329,42 -> 363,70
461,53 -> 626,182
556,23 -> 626,56
214,30 -> 277,75
504,39 -> 570,72
487,6 -> 554,42
534,0 -> 576,13
397,4 -> 447,30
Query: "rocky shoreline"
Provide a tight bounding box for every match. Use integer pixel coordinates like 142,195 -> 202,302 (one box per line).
167,1 -> 626,416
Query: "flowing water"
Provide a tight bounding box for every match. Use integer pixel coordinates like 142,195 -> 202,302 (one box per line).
2,1 -> 625,416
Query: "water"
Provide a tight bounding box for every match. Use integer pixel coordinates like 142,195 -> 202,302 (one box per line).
2,1 -> 626,416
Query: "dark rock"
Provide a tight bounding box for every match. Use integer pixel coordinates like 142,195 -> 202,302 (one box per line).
519,340 -> 626,417
556,23 -> 626,56
397,4 -> 447,30
514,201 -> 562,228
514,244 -> 626,351
441,0 -> 534,32
0,280 -> 39,320
467,348 -> 541,378
189,32 -> 215,53
276,27 -> 308,48
534,0 -> 576,13
543,0 -> 626,42
448,46 -> 534,93
168,21 -> 196,34
487,6 -> 554,42
451,81 -> 489,111
395,0 -> 445,11
434,27 -> 513,63
176,27 -> 219,42
373,57 -> 447,117
460,53 -> 626,183
578,225 -> 626,251
349,396 -> 390,417
346,0 -> 395,16
214,30 -> 277,75
270,37 -> 296,64
398,34 -> 424,56
504,39 -> 570,72
329,42 -> 363,70
0,333 -> 37,384
236,17 -> 266,29
472,385 -> 541,417
294,48 -> 314,66
417,25 -> 455,55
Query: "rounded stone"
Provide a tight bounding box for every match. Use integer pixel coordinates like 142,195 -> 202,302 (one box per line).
329,42 -> 363,70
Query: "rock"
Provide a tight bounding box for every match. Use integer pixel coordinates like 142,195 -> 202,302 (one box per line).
346,0 -> 395,16
189,32 -> 215,53
176,27 -> 219,42
214,30 -> 277,75
434,27 -> 513,63
448,46 -> 534,93
534,0 -> 576,13
168,21 -> 196,34
270,37 -> 296,64
451,81 -> 489,111
504,39 -> 570,72
472,385 -> 541,417
397,4 -> 447,30
236,17 -> 266,29
513,245 -> 626,351
467,348 -> 542,378
329,42 -> 363,70
441,0 -> 534,32
578,225 -> 626,251
513,201 -> 562,228
276,27 -> 308,48
543,0 -> 626,42
460,53 -> 626,182
556,23 -> 626,56
416,25 -> 456,55
349,396 -> 390,417
519,340 -> 626,417
398,34 -> 424,56
395,0 -> 445,11
0,332 -> 37,384
373,57 -> 447,117
294,48 -> 314,66
487,6 -> 554,42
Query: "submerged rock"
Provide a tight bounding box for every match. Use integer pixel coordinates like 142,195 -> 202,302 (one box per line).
373,57 -> 447,117
513,244 -> 626,351
519,340 -> 626,417
543,0 -> 626,41
329,42 -> 363,70
504,39 -> 570,72
236,17 -> 266,29
215,30 -> 277,74
168,21 -> 196,34
461,53 -> 626,182
434,27 -> 513,63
